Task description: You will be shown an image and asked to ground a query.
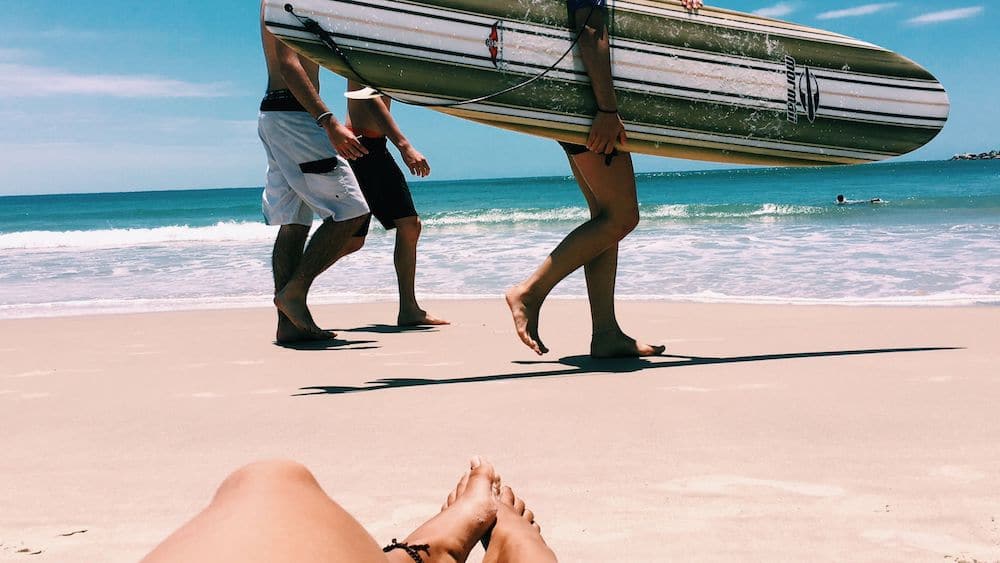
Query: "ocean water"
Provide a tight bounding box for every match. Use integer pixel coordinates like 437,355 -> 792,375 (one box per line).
1,160 -> 998,318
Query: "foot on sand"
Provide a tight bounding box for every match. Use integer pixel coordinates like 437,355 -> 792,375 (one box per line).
387,456 -> 499,563
276,313 -> 336,343
505,286 -> 548,355
482,485 -> 557,563
273,286 -> 334,340
590,328 -> 664,359
398,308 -> 450,327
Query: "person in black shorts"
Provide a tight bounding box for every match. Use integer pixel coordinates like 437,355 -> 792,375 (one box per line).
504,0 -> 701,358
337,79 -> 448,327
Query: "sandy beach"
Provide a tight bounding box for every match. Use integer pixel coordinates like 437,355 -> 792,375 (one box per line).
1,300 -> 998,562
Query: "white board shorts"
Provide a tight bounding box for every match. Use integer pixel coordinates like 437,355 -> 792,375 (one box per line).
258,110 -> 370,226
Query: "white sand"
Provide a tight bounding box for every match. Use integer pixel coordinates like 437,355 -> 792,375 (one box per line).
1,301 -> 998,561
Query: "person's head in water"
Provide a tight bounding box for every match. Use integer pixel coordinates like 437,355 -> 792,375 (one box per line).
836,194 -> 846,204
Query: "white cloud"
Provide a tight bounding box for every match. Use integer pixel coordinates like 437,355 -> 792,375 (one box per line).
0,63 -> 230,98
816,3 -> 898,20
754,3 -> 796,18
907,6 -> 984,25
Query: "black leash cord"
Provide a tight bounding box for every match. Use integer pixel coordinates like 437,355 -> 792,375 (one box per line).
282,2 -> 600,108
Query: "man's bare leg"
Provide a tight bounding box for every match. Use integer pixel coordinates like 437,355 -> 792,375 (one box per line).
273,224 -> 327,343
384,456 -> 499,563
481,486 -> 557,563
568,159 -> 665,358
505,151 -> 639,355
142,460 -> 390,563
274,213 -> 371,337
392,216 -> 449,326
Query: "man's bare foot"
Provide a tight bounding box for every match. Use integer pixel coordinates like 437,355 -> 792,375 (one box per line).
482,486 -> 557,563
505,285 -> 548,355
276,313 -> 336,343
590,328 -> 665,359
385,456 -> 499,563
398,307 -> 450,327
273,286 -> 334,340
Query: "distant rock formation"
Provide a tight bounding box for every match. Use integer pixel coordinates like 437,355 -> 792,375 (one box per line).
951,150 -> 999,160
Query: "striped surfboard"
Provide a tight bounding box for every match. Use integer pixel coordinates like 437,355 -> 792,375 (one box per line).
264,0 -> 950,166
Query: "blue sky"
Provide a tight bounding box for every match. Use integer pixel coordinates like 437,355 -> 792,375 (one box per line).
0,1 -> 995,195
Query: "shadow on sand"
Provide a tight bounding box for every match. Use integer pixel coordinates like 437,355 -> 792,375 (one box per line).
294,346 -> 961,396
334,324 -> 439,335
274,338 -> 379,351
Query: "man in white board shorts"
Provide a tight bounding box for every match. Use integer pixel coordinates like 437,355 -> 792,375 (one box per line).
259,3 -> 372,344
504,0 -> 701,358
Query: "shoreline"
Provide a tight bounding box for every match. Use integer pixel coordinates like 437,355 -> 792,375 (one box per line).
2,300 -> 999,561
1,293 -> 998,321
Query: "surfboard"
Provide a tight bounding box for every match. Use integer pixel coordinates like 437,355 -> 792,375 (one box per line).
263,0 -> 950,166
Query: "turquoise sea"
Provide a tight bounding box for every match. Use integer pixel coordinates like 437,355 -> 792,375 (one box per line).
1,160 -> 998,318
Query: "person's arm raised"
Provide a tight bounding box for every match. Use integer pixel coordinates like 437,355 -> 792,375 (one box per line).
573,7 -> 625,155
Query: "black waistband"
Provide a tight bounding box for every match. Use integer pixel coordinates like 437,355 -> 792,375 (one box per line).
260,89 -> 307,112
358,135 -> 389,151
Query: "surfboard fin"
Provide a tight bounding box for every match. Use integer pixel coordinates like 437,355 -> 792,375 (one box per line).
344,87 -> 382,100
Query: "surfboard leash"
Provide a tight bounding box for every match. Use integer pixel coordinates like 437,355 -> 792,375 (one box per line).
282,3 -> 600,108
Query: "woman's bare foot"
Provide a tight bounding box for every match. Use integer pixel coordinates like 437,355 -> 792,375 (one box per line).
385,457 -> 499,563
505,285 -> 548,355
273,285 -> 334,340
482,486 -> 557,563
398,307 -> 450,327
590,328 -> 665,359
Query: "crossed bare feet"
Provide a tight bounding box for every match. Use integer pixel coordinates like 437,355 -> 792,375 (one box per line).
274,285 -> 335,342
398,307 -> 450,327
433,461 -> 557,563
505,285 -> 548,355
385,456 -> 499,563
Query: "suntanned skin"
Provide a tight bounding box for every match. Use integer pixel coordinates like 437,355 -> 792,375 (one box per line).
142,457 -> 505,563
505,2 -> 709,358
260,5 -> 371,342
342,80 -> 449,326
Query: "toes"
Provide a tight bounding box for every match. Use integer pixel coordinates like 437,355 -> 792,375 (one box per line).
455,471 -> 470,497
523,508 -> 535,523
513,496 -> 526,516
466,457 -> 497,496
500,485 -> 515,506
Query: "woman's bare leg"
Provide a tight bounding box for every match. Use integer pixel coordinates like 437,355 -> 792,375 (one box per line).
143,458 -> 499,563
142,460 -> 387,563
506,152 -> 639,355
567,158 -> 665,359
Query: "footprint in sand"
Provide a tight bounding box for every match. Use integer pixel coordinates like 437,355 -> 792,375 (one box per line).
657,475 -> 845,498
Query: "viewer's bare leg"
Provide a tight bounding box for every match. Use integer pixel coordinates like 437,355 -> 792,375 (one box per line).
481,486 -> 557,563
142,460 -> 388,563
386,456 -> 499,563
393,216 -> 449,326
274,213 -> 371,337
568,158 -> 665,358
506,151 -> 639,355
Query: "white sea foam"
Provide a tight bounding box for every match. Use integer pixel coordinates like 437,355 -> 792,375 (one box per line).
0,221 -> 275,250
